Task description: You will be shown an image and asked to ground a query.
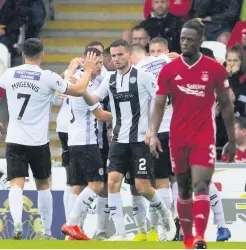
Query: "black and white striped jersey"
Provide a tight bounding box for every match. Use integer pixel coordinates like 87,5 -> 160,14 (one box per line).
94,67 -> 156,143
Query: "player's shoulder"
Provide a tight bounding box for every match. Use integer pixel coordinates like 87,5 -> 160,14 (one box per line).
3,65 -> 24,75
42,69 -> 59,77
202,56 -> 225,70
136,67 -> 153,79
156,54 -> 172,64
104,70 -> 115,80
106,70 -> 115,76
163,56 -> 181,68
159,56 -> 181,74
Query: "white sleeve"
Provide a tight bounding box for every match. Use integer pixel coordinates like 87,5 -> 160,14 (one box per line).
49,71 -> 68,94
142,71 -> 157,98
0,71 -> 8,89
93,74 -> 109,100
53,95 -> 63,105
88,102 -> 102,111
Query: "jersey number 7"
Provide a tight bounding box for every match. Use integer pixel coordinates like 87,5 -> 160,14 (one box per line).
17,93 -> 31,120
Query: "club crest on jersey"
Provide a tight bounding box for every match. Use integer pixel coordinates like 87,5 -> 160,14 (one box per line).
129,77 -> 137,84
201,72 -> 209,82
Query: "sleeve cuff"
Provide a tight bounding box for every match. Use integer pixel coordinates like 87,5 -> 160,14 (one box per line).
88,102 -> 101,111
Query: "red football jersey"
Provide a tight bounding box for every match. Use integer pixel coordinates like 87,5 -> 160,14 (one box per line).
221,147 -> 246,163
157,55 -> 229,147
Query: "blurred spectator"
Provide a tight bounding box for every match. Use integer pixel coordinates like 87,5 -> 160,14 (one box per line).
216,45 -> 246,159
221,117 -> 246,163
25,0 -> 46,39
227,21 -> 246,54
131,26 -> 150,51
139,0 -> 183,53
168,0 -> 192,19
149,37 -> 169,57
191,0 -> 242,44
123,0 -> 183,53
0,0 -> 29,53
144,0 -> 192,20
225,45 -> 246,117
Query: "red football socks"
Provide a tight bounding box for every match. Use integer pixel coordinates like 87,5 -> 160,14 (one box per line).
193,194 -> 210,238
177,196 -> 193,239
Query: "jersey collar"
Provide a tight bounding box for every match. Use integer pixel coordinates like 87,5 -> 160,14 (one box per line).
181,53 -> 203,69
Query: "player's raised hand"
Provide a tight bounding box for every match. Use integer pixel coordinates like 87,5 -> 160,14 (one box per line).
68,57 -> 83,69
223,141 -> 236,163
84,52 -> 99,72
66,57 -> 83,79
149,134 -> 163,158
167,52 -> 180,61
68,76 -> 78,85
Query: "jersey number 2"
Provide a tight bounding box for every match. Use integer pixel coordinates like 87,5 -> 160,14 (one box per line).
17,93 -> 31,120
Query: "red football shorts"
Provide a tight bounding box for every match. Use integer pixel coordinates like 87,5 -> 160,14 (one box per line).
169,144 -> 216,174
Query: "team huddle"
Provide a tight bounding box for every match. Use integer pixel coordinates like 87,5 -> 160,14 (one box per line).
0,20 -> 236,249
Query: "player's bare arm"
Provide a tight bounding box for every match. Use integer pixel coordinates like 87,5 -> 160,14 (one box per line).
145,101 -> 168,145
65,52 -> 98,97
82,91 -> 100,106
217,90 -> 236,162
149,95 -> 167,158
92,109 -> 112,121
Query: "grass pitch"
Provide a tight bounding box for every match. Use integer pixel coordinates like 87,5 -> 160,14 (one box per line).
0,241 -> 245,249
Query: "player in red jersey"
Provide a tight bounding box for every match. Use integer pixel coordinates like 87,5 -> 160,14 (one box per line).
222,117 -> 246,163
149,20 -> 236,249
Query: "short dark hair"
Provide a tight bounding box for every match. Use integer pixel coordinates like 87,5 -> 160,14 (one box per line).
149,37 -> 168,47
23,38 -> 43,58
132,25 -> 149,37
103,47 -> 111,57
130,44 -> 147,54
235,116 -> 246,129
182,19 -> 205,40
110,39 -> 131,51
85,41 -> 104,51
84,47 -> 102,56
226,45 -> 246,75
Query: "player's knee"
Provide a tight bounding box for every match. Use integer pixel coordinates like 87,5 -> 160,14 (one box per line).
156,178 -> 169,189
135,179 -> 152,197
178,185 -> 192,199
108,172 -> 122,193
88,182 -> 104,194
193,180 -> 210,194
10,177 -> 25,189
35,178 -> 49,190
72,185 -> 81,195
